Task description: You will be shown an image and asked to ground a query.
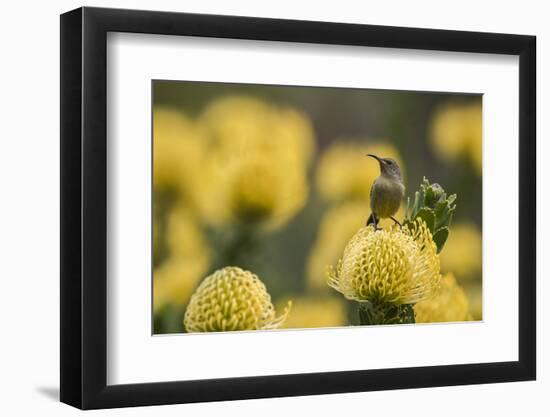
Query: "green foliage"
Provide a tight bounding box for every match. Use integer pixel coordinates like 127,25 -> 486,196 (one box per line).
358,302 -> 415,325
405,177 -> 456,253
154,304 -> 186,334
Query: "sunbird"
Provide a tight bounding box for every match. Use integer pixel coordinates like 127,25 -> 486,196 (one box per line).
366,154 -> 405,230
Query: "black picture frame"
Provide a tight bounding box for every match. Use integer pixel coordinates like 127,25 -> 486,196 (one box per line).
60,6 -> 536,410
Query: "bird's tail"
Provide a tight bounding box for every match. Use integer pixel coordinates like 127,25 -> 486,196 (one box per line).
366,213 -> 375,226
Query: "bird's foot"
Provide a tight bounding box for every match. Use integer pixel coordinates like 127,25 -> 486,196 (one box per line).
390,216 -> 403,230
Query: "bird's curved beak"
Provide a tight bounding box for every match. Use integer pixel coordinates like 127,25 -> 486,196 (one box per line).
366,153 -> 382,162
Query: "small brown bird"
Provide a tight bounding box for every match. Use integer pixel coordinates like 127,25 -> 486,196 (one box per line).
366,154 -> 405,229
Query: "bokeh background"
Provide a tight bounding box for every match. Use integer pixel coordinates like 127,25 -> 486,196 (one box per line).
152,80 -> 482,334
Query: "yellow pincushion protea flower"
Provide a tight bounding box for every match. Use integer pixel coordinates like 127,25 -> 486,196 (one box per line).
199,96 -> 315,166
228,156 -> 307,226
230,159 -> 278,221
307,202 -> 405,290
196,149 -> 308,230
193,96 -> 314,230
307,202 -> 366,291
328,219 -> 441,305
415,273 -> 472,323
184,267 -> 292,332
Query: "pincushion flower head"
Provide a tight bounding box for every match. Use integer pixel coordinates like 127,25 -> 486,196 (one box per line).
196,152 -> 308,230
307,202 -> 405,290
328,219 -> 441,305
193,96 -> 315,230
227,155 -> 307,227
184,267 -> 292,332
199,96 -> 316,165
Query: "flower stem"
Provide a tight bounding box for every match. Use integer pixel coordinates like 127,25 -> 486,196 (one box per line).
358,301 -> 416,325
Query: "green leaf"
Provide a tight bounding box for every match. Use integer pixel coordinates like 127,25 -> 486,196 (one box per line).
434,199 -> 447,218
447,211 -> 455,229
404,178 -> 456,252
415,208 -> 435,232
434,202 -> 450,229
447,193 -> 457,206
424,187 -> 439,209
433,227 -> 449,253
416,188 -> 425,215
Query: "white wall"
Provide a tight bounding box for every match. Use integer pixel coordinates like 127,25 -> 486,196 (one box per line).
0,0 -> 545,415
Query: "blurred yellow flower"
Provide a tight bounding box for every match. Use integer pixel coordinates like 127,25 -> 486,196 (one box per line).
196,152 -> 308,230
153,206 -> 211,312
278,296 -> 347,329
463,281 -> 483,320
165,205 -> 210,271
153,107 -> 205,198
307,202 -> 405,290
199,96 -> 315,165
316,141 -> 403,202
194,96 -> 314,230
153,258 -> 205,312
430,101 -> 482,173
229,158 -> 279,221
184,267 -> 292,332
439,222 -> 482,279
328,219 -> 440,305
270,107 -> 317,164
230,156 -> 308,228
415,273 -> 472,323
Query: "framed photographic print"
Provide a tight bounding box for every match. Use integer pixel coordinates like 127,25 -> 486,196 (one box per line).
60,6 -> 536,409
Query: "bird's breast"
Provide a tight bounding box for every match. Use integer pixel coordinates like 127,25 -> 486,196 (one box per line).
370,176 -> 405,218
